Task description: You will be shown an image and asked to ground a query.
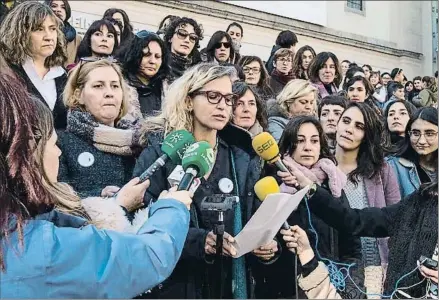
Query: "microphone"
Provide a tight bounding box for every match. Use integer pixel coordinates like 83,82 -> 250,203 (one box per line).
254,176 -> 290,230
139,130 -> 195,182
252,132 -> 290,173
252,132 -> 300,188
177,141 -> 215,191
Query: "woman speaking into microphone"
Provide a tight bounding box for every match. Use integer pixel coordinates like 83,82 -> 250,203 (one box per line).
133,63 -> 279,299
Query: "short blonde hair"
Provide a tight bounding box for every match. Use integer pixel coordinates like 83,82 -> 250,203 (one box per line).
0,1 -> 67,67
140,63 -> 235,143
64,59 -> 130,123
276,79 -> 318,115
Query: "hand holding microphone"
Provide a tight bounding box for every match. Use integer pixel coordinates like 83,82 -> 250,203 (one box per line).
116,178 -> 150,211
280,225 -> 315,266
159,186 -> 193,210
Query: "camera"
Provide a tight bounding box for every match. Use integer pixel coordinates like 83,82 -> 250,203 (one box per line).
200,195 -> 238,212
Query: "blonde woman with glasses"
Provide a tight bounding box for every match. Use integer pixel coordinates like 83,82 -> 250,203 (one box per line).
0,1 -> 68,129
267,79 -> 318,142
133,63 -> 280,299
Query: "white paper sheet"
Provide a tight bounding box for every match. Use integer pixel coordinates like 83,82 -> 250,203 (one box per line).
232,186 -> 310,258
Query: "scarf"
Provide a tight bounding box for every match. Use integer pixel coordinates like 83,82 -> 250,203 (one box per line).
280,157 -> 347,197
168,52 -> 193,83
311,81 -> 338,100
66,108 -> 141,156
63,21 -> 76,43
271,69 -> 295,86
384,188 -> 438,298
247,121 -> 264,137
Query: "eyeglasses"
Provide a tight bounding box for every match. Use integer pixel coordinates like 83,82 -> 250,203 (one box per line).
408,130 -> 438,141
214,42 -> 231,49
243,67 -> 261,74
190,90 -> 237,106
175,29 -> 198,43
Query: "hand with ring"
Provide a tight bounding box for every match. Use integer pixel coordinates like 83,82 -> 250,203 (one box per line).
252,239 -> 278,260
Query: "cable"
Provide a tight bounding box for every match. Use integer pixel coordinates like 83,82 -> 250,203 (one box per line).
294,253 -> 299,300
302,196 -> 428,299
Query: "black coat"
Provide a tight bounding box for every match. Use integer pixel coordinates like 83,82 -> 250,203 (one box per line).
257,166 -> 365,299
126,73 -> 162,116
307,185 -> 438,298
57,131 -> 136,198
132,124 -> 270,299
9,63 -> 68,129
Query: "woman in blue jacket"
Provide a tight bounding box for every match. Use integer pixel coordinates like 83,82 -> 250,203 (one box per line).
0,67 -> 192,298
386,107 -> 438,198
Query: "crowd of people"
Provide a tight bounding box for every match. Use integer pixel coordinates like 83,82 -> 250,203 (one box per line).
0,0 -> 438,299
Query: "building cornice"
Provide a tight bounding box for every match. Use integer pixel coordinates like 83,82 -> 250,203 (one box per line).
142,0 -> 422,60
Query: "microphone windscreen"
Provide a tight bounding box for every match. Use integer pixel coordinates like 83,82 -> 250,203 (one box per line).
254,176 -> 280,201
181,141 -> 214,177
161,130 -> 196,164
252,132 -> 281,163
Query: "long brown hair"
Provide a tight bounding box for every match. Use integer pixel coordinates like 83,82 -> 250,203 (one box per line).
0,1 -> 67,68
0,72 -> 53,271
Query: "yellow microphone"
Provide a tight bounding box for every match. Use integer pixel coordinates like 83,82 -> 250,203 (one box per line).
254,176 -> 290,230
252,132 -> 290,173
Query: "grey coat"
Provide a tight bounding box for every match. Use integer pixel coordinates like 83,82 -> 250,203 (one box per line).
266,98 -> 290,142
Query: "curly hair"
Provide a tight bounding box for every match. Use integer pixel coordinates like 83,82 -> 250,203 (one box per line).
116,35 -> 169,84
232,81 -> 268,130
0,1 -> 67,68
139,63 -> 234,143
163,17 -> 203,58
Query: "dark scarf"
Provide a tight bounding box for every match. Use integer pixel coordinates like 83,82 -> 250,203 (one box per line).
168,52 -> 193,83
384,187 -> 438,298
67,108 -> 141,156
63,21 -> 76,43
271,69 -> 295,86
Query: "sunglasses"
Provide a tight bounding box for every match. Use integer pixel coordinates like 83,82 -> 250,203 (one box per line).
175,29 -> 198,43
215,42 -> 231,49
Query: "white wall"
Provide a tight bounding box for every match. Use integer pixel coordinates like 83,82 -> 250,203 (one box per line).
68,1 -> 432,77
221,1 -> 327,26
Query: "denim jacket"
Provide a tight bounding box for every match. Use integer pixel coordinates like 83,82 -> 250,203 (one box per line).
386,156 -> 421,199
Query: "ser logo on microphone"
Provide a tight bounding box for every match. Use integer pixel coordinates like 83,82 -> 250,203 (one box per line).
256,139 -> 274,154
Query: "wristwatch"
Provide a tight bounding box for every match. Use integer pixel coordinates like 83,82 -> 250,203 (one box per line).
306,182 -> 318,198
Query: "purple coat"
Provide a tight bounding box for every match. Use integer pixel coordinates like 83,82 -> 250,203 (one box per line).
363,162 -> 401,268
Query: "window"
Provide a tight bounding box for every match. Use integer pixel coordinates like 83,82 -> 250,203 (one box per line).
346,0 -> 363,11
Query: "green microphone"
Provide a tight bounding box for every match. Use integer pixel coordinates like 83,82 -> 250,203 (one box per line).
139,130 -> 195,182
177,141 -> 215,191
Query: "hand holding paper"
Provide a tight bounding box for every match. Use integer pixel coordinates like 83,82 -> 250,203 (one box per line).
231,185 -> 310,258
